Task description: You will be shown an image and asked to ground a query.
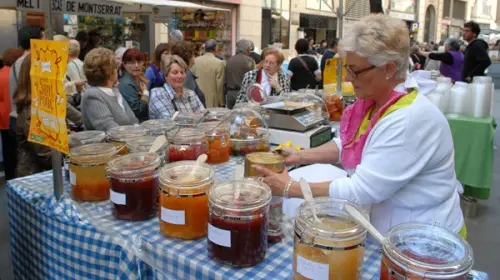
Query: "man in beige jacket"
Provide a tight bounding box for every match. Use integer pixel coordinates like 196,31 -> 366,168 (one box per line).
192,39 -> 225,107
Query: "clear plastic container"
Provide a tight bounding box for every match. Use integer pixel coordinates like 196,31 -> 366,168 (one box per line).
107,125 -> 148,154
293,198 -> 367,280
448,82 -> 470,116
227,108 -> 270,156
201,122 -> 230,164
208,179 -> 272,267
381,223 -> 474,280
127,136 -> 169,165
141,119 -> 176,136
167,128 -> 208,162
205,107 -> 231,122
106,153 -> 161,220
159,161 -> 215,239
68,143 -> 119,201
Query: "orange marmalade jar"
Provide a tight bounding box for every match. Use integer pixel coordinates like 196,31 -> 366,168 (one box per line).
324,94 -> 344,121
201,122 -> 230,164
158,161 -> 215,240
68,143 -> 119,201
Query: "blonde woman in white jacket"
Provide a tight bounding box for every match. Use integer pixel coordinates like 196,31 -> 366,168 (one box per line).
255,14 -> 466,237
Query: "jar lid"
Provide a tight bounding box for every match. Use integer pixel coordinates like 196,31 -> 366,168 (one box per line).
383,223 -> 474,278
141,119 -> 176,135
174,112 -> 204,126
246,152 -> 284,165
206,107 -> 230,120
200,121 -> 229,136
295,198 -> 367,240
126,136 -> 168,152
69,130 -> 105,148
107,125 -> 148,141
208,179 -> 272,211
69,143 -> 118,159
107,152 -> 161,177
167,127 -> 205,142
159,160 -> 214,189
246,83 -> 267,104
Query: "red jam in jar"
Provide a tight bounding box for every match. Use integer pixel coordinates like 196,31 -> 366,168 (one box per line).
106,152 -> 161,221
167,128 -> 208,162
380,223 -> 474,280
207,179 -> 272,267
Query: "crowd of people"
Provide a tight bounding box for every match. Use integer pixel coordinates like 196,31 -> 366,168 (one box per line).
409,21 -> 492,83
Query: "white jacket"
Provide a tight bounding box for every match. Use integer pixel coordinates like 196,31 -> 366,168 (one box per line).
330,93 -> 464,235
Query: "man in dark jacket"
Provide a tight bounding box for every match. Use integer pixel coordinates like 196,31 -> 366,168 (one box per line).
461,21 -> 491,82
224,39 -> 255,109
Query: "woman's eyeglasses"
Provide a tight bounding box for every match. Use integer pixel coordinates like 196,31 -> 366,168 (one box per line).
344,65 -> 376,79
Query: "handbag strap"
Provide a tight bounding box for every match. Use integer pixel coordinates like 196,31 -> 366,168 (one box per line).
297,56 -> 315,78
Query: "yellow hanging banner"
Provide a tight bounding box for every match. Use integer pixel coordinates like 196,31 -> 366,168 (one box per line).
322,56 -> 355,97
28,39 -> 69,154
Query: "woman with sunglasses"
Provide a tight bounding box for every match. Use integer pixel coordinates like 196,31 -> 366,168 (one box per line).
254,14 -> 466,238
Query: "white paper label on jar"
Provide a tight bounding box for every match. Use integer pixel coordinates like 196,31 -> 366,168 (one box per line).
110,190 -> 126,205
208,224 -> 231,248
70,171 -> 76,185
296,255 -> 329,280
161,207 -> 185,225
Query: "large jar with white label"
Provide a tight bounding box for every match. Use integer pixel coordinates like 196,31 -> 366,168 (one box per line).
68,143 -> 119,202
293,198 -> 367,280
106,152 -> 161,221
207,179 -> 272,267
158,161 -> 215,239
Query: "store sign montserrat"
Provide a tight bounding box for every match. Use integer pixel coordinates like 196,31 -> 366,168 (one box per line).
16,0 -> 122,18
28,39 -> 69,154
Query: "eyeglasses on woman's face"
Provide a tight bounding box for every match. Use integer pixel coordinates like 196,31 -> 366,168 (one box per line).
344,64 -> 376,80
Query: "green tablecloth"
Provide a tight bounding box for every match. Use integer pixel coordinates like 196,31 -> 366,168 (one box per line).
446,115 -> 496,199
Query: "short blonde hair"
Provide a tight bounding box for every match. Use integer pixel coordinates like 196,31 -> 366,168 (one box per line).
53,34 -> 68,42
160,54 -> 188,75
339,14 -> 409,79
83,47 -> 117,86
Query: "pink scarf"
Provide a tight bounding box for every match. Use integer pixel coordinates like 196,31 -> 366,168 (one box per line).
340,90 -> 406,170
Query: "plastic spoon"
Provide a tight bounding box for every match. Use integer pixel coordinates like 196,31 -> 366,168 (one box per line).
233,165 -> 244,199
181,154 -> 208,183
171,111 -> 179,121
299,178 -> 321,224
344,204 -> 385,245
149,135 -> 167,153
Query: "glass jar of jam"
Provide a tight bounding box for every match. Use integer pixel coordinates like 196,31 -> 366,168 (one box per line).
293,198 -> 367,280
381,223 -> 474,280
68,143 -> 119,201
159,161 -> 215,239
107,125 -> 148,154
167,128 -> 208,162
228,108 -> 270,156
141,119 -> 176,136
205,107 -> 231,122
65,130 -> 106,179
324,94 -> 344,121
208,179 -> 272,267
106,152 -> 161,220
127,136 -> 169,165
201,122 -> 230,164
244,152 -> 286,242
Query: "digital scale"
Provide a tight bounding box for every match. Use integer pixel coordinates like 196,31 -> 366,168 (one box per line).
261,101 -> 333,148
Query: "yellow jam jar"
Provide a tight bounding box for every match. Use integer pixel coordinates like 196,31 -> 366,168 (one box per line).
68,143 -> 119,202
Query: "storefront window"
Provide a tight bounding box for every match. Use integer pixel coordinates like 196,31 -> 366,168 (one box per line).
261,9 -> 290,49
390,0 -> 415,13
262,0 -> 282,10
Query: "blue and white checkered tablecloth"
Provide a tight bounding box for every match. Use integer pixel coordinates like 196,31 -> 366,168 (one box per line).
7,158 -> 490,280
